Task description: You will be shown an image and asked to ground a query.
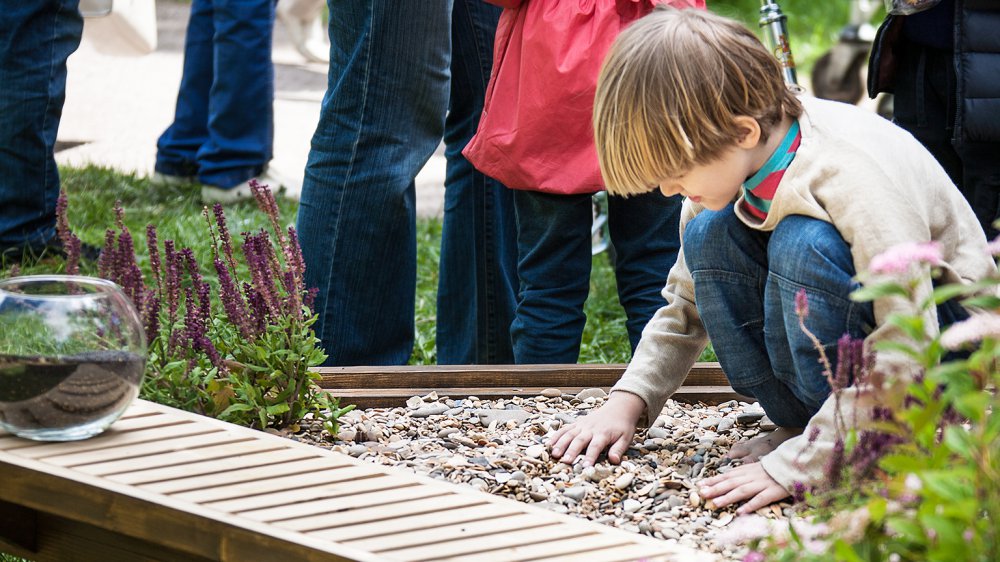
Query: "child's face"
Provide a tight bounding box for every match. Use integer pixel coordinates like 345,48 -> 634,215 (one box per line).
656,144 -> 757,210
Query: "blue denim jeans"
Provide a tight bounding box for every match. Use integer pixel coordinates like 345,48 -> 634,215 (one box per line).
683,208 -> 875,428
155,0 -> 275,189
296,1 -> 517,365
511,190 -> 681,363
0,0 -> 82,250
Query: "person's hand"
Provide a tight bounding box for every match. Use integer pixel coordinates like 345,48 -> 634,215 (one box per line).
699,462 -> 790,514
546,391 -> 645,466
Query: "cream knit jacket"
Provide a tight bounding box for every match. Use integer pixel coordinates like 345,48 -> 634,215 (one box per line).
613,96 -> 995,491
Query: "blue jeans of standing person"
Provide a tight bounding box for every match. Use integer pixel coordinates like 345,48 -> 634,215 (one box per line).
155,0 -> 274,189
511,190 -> 681,363
0,0 -> 82,253
295,1 -> 518,365
683,207 -> 969,428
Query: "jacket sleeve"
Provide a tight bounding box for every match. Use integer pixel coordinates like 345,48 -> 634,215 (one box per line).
611,201 -> 710,426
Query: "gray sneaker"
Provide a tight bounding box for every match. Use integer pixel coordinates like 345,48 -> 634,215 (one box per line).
201,170 -> 288,204
150,171 -> 196,187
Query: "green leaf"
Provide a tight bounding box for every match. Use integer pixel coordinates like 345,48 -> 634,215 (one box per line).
852,283 -> 911,302
943,426 -> 976,460
953,391 -> 989,422
880,453 -> 925,473
867,496 -> 887,524
832,539 -> 864,562
929,284 -> 976,305
266,403 -> 290,416
959,295 -> 1000,309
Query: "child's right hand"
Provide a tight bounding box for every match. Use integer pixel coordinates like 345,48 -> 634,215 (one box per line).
547,391 -> 646,467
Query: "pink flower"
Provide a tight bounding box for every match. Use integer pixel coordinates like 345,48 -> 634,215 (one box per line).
869,241 -> 943,275
715,515 -> 774,545
987,236 -> 1000,257
940,313 -> 1000,350
743,552 -> 766,562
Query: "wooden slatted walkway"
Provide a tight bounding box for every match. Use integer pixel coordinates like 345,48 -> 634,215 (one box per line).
0,400 -> 712,561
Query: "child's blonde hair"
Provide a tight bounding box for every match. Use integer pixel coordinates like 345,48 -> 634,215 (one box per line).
594,6 -> 803,196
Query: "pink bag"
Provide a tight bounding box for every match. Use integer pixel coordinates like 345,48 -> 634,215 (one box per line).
464,0 -> 705,194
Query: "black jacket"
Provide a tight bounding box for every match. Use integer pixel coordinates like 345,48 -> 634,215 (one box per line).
868,0 -> 1000,144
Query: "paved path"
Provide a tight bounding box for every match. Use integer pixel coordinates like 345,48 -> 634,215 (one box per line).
56,1 -> 446,217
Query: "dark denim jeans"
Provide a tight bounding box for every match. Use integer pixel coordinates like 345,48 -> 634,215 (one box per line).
0,0 -> 82,250
511,190 -> 681,363
893,42 -> 1000,239
683,208 -> 875,428
155,0 -> 275,189
296,1 -> 517,366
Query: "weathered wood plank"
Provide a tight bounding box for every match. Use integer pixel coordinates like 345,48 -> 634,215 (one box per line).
39,432 -> 249,469
329,385 -> 746,408
379,525 -> 593,561
439,533 -> 636,562
169,464 -> 375,504
240,485 -> 444,521
78,438 -> 279,477
317,362 -> 729,388
345,513 -> 556,553
132,453 -> 335,491
311,503 -> 523,543
201,472 -> 417,513
7,421 -> 212,459
280,494 -> 491,533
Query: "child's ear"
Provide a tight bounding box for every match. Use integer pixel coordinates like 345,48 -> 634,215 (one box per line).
733,116 -> 762,148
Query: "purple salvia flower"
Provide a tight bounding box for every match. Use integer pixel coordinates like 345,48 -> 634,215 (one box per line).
146,224 -> 162,297
251,180 -> 286,245
304,286 -> 318,311
97,229 -> 117,279
847,431 -> 904,479
244,233 -> 280,317
114,201 -> 126,230
869,241 -> 943,276
180,248 -> 211,322
54,192 -> 82,275
794,288 -> 809,319
807,426 -> 820,444
244,283 -> 269,334
163,240 -> 181,327
824,437 -> 845,488
213,203 -> 240,276
792,481 -> 807,503
143,295 -> 160,345
214,257 -> 252,339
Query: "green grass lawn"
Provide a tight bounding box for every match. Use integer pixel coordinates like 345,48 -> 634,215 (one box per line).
3,165 -> 652,365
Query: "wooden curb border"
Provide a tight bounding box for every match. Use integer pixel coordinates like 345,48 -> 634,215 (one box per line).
316,362 -> 748,409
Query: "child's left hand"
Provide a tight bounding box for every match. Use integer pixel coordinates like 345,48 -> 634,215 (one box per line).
698,462 -> 790,514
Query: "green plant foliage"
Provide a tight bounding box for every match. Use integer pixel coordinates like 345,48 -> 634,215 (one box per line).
745,244 -> 999,561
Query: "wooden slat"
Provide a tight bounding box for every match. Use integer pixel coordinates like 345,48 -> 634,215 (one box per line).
317,362 -> 729,389
516,541 -> 679,562
440,533 -> 637,562
241,485 -> 443,522
201,472 -> 416,513
7,421 -> 211,459
169,464 -> 374,504
39,432 -> 245,469
331,385 -> 745,408
77,438 -> 279,477
278,494 -> 490,533
346,513 -> 557,553
309,503 -> 523,543
133,453 -> 335,491
378,525 -> 593,561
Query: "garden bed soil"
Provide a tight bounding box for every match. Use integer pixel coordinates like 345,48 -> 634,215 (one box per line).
289,389 -> 792,560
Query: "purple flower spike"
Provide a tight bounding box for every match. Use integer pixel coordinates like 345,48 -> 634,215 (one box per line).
794,288 -> 809,319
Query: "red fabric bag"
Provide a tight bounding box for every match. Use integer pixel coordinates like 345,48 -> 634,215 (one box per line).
464,0 -> 705,194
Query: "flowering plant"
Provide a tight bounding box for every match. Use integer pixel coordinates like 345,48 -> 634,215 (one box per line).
95,183 -> 352,434
733,240 -> 999,561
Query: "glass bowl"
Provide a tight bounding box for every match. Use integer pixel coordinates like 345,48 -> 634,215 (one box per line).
0,275 -> 147,441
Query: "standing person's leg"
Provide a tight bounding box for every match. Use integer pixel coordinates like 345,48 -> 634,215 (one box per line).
155,0 -> 214,182
297,1 -> 452,366
607,191 -> 682,353
0,0 -> 82,255
196,0 -> 275,191
437,0 -> 518,364
955,142 -> 1000,239
510,191 -> 592,364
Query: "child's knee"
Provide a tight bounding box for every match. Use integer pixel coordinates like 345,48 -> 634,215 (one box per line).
768,216 -> 855,282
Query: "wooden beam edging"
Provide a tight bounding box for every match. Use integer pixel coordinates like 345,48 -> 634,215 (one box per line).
316,362 -> 752,408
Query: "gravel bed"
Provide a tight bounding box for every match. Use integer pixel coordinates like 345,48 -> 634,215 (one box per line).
289,389 -> 792,560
